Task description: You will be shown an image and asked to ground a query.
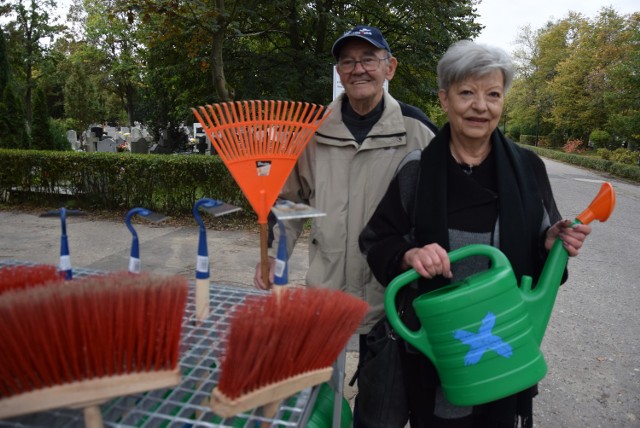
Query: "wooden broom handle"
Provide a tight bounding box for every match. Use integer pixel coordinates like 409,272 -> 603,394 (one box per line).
260,223 -> 271,289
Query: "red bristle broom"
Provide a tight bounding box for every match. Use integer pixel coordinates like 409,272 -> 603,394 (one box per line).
0,271 -> 188,428
0,264 -> 63,295
209,287 -> 368,418
191,100 -> 329,288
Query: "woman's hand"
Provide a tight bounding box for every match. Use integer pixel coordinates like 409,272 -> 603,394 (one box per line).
402,243 -> 453,279
253,257 -> 275,290
544,220 -> 592,256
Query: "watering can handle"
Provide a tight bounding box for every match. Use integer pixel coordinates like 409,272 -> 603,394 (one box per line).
384,244 -> 510,360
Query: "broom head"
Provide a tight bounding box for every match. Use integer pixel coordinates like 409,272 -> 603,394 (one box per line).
192,100 -> 328,224
0,264 -> 63,295
210,287 -> 368,417
0,271 -> 188,419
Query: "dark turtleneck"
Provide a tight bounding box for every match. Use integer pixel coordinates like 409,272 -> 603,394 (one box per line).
341,96 -> 384,145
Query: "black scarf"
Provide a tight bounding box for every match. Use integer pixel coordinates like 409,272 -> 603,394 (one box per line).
414,123 -> 545,291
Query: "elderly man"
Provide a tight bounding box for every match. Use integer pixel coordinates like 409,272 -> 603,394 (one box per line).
254,25 -> 437,425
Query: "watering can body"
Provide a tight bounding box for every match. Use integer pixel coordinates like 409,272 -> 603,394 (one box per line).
384,244 -> 548,407
384,182 -> 615,407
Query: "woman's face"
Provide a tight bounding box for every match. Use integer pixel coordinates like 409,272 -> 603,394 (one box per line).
438,70 -> 505,145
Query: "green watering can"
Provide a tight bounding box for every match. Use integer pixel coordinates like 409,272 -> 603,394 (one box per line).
385,182 -> 616,407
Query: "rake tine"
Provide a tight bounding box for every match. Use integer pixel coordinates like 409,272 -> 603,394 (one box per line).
264,100 -> 273,154
261,101 -> 270,157
289,102 -> 309,156
248,101 -> 257,158
234,101 -> 250,158
248,100 -> 259,158
254,100 -> 263,157
199,105 -> 224,159
281,101 -> 299,156
288,103 -> 313,157
213,103 -> 240,161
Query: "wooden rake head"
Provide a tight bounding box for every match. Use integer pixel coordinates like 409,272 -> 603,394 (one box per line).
192,100 -> 328,224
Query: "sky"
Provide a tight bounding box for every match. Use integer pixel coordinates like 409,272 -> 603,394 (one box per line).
473,0 -> 638,54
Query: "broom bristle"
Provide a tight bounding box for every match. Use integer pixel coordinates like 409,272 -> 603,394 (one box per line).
0,271 -> 188,399
0,265 -> 63,296
216,287 -> 368,400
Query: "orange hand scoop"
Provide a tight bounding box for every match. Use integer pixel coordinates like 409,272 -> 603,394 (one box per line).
192,100 -> 329,287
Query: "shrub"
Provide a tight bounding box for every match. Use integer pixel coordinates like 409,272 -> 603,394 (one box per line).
589,130 -> 611,149
610,148 -> 638,165
596,148 -> 611,160
519,135 -> 536,145
537,138 -> 551,148
563,139 -> 586,154
0,149 -> 249,215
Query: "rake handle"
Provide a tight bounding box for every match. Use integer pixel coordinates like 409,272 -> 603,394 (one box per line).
260,223 -> 271,289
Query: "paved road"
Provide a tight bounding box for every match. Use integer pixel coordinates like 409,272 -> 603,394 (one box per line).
1,157 -> 638,427
534,160 -> 640,427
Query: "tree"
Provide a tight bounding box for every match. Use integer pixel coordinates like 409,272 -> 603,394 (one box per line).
603,12 -> 640,149
31,85 -> 55,150
64,59 -> 101,133
4,0 -> 64,124
509,8 -> 639,147
0,84 -> 29,149
83,0 -> 142,126
548,9 -> 628,142
0,30 -> 10,96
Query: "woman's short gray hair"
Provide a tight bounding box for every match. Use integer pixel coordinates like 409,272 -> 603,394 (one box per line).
437,40 -> 514,92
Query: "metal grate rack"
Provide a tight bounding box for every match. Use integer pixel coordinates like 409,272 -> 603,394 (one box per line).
0,260 -> 316,428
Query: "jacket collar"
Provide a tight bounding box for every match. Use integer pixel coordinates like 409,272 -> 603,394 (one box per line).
316,91 -> 407,148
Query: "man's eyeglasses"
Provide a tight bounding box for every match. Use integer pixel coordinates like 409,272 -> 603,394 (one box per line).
336,55 -> 391,73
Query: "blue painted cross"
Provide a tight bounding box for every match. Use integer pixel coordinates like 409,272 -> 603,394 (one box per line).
453,312 -> 513,366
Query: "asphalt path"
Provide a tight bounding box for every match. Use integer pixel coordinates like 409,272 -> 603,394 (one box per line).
534,159 -> 640,427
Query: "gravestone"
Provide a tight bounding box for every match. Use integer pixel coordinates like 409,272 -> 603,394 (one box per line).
86,133 -> 98,152
66,130 -> 80,150
130,127 -> 142,142
130,137 -> 149,154
90,126 -> 104,140
104,126 -> 117,138
97,138 -> 117,152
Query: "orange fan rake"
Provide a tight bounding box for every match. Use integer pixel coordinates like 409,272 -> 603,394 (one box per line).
192,100 -> 329,286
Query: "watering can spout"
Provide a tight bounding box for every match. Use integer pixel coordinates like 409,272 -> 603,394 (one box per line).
526,182 -> 616,344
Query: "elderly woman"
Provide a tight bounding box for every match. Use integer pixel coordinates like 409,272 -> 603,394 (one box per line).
358,40 -> 591,427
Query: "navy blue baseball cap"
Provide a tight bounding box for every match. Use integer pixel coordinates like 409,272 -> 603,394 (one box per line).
331,25 -> 392,59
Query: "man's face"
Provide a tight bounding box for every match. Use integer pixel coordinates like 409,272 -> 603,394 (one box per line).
336,39 -> 396,105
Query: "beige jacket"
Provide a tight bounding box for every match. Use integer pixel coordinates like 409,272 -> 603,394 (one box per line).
271,91 -> 436,333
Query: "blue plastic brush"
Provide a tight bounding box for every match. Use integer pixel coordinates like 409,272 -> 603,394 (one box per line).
40,208 -> 86,280
124,207 -> 168,274
192,198 -> 241,320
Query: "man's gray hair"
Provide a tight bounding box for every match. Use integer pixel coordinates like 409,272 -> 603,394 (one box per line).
437,40 -> 514,93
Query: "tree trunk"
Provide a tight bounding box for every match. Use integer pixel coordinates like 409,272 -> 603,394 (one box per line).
210,0 -> 232,101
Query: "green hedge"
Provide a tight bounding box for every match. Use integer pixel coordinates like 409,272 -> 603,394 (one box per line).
519,145 -> 640,183
0,149 -> 250,215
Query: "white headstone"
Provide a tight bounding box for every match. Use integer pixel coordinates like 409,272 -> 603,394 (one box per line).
130,127 -> 142,142
66,130 -> 80,150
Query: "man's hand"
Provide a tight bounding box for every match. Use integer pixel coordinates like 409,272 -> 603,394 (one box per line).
254,257 -> 276,290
